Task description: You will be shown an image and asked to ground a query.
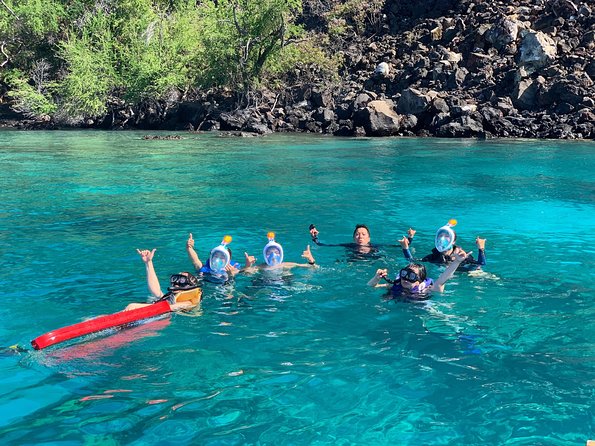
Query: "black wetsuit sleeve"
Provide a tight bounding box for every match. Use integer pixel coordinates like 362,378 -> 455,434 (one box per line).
311,237 -> 353,248
466,249 -> 486,265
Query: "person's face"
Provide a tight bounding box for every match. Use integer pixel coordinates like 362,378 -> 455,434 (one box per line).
265,247 -> 282,266
353,228 -> 370,245
400,266 -> 421,290
211,252 -> 227,271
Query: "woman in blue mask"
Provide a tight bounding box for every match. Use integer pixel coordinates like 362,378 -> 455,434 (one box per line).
243,232 -> 318,271
399,220 -> 486,272
185,233 -> 244,283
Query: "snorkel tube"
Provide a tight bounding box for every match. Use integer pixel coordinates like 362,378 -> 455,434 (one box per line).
263,232 -> 284,266
208,235 -> 232,276
435,219 -> 457,253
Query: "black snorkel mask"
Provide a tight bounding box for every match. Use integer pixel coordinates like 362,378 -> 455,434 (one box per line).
168,273 -> 200,292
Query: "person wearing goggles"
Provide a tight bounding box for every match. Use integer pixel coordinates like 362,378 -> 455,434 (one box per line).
124,248 -> 202,312
367,247 -> 470,299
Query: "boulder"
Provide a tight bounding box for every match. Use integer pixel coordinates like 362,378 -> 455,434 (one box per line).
397,88 -> 433,115
355,99 -> 402,136
375,62 -> 390,77
485,18 -> 520,50
518,31 -> 557,70
219,110 -> 251,130
512,78 -> 539,110
311,89 -> 334,108
436,116 -> 484,137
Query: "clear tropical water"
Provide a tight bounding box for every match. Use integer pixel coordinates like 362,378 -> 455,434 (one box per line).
0,131 -> 593,445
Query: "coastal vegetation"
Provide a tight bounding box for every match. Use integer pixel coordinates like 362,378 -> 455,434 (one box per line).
0,0 -> 340,119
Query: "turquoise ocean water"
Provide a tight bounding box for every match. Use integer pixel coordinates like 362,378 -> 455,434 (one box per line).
0,131 -> 593,445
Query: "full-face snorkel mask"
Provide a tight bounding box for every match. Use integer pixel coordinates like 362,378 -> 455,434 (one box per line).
435,219 -> 457,253
263,232 -> 284,266
209,235 -> 232,275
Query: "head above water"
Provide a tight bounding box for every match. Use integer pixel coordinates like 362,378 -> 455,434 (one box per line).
352,224 -> 371,245
209,235 -> 233,273
398,263 -> 427,289
263,232 -> 284,266
168,272 -> 200,292
435,219 -> 458,253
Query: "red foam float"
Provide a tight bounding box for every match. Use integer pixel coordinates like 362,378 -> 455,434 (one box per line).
31,300 -> 171,350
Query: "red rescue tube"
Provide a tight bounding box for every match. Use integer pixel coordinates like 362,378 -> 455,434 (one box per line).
31,300 -> 171,350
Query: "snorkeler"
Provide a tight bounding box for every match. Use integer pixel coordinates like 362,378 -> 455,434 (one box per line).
124,248 -> 202,312
367,247 -> 469,300
308,223 -> 418,261
309,223 -> 382,259
186,233 -> 243,283
243,232 -> 318,271
399,220 -> 486,272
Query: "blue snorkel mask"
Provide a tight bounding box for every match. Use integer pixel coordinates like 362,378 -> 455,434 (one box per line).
435,219 -> 457,253
208,235 -> 232,275
263,232 -> 284,266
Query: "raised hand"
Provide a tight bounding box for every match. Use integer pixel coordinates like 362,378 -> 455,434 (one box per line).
452,247 -> 471,263
302,245 -> 315,263
309,224 -> 319,240
475,237 -> 486,250
136,248 -> 156,263
407,228 -> 416,238
186,233 -> 194,249
225,263 -> 239,275
375,268 -> 388,278
398,236 -> 410,249
244,251 -> 256,267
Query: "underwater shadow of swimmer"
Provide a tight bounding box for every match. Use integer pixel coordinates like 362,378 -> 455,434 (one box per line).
42,316 -> 172,364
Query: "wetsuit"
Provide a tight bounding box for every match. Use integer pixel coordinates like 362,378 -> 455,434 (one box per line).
311,232 -> 386,260
402,244 -> 486,272
390,278 -> 434,301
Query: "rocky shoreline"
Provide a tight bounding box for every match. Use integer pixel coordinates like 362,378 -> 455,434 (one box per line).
1,0 -> 593,139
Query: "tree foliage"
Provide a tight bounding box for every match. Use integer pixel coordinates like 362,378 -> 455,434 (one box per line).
0,0 -> 338,119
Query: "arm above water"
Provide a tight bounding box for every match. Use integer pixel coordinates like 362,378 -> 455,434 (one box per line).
474,237 -> 486,266
398,228 -> 417,261
136,248 -> 164,298
281,245 -> 319,269
367,269 -> 390,288
432,248 -> 468,293
308,224 -> 350,247
186,233 -> 203,271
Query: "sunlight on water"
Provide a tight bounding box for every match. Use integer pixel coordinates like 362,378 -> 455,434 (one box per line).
0,131 -> 593,445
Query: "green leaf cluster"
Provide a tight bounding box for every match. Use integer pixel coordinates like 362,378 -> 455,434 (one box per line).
0,0 -> 338,120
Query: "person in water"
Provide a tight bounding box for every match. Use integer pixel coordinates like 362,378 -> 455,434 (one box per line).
309,223 -> 371,246
367,246 -> 469,299
186,233 -> 243,282
399,227 -> 486,272
125,248 -> 202,311
309,223 -> 381,258
243,232 -> 318,271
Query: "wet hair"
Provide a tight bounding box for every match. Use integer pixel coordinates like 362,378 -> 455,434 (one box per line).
353,224 -> 370,238
409,263 -> 427,281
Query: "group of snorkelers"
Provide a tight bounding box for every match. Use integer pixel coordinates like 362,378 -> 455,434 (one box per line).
127,219 -> 487,311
